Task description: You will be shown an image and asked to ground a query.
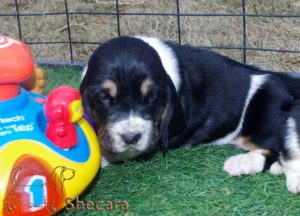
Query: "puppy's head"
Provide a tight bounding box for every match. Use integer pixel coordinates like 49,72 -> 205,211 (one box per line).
80,36 -> 185,161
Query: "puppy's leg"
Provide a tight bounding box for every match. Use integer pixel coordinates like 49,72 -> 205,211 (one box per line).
223,136 -> 275,176
281,117 -> 300,194
282,160 -> 300,194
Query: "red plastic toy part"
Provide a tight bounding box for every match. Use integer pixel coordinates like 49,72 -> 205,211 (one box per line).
45,86 -> 84,149
0,35 -> 34,101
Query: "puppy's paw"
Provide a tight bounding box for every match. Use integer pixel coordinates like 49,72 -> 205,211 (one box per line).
269,161 -> 283,175
223,152 -> 265,176
101,156 -> 110,168
285,171 -> 300,194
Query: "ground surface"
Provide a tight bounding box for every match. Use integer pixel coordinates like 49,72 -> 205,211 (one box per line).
44,67 -> 300,216
1,0 -> 300,72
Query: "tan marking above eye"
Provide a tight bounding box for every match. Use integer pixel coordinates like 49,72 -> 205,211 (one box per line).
102,80 -> 117,97
141,78 -> 153,95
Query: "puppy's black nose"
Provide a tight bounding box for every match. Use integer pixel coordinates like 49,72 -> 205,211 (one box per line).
121,133 -> 141,144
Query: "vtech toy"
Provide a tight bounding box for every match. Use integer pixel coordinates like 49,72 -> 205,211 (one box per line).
0,35 -> 101,216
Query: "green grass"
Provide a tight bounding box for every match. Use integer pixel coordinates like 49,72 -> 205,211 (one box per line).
44,66 -> 82,95
44,67 -> 300,216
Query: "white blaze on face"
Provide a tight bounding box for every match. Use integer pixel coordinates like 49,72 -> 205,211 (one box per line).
108,112 -> 153,154
134,36 -> 181,92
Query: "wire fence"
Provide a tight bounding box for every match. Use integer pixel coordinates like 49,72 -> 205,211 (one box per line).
1,0 -> 300,68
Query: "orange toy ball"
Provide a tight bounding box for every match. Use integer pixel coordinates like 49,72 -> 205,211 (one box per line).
0,35 -> 34,100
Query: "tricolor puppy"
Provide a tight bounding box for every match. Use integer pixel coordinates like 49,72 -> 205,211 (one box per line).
81,36 -> 300,194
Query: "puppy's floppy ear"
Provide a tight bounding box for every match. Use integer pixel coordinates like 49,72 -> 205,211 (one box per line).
159,78 -> 186,154
80,77 -> 94,122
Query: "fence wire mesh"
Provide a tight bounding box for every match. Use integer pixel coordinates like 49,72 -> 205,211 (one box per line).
1,0 -> 299,70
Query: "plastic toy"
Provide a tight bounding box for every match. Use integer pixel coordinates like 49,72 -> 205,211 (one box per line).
0,35 -> 101,215
45,86 -> 83,149
20,64 -> 46,94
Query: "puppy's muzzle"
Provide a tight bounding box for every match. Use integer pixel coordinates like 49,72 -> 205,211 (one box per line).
120,132 -> 142,145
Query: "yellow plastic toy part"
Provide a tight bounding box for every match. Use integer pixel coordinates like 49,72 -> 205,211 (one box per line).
0,118 -> 101,215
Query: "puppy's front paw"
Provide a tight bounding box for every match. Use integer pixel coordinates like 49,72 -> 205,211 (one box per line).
101,156 -> 110,168
285,170 -> 300,194
223,152 -> 265,176
269,161 -> 283,175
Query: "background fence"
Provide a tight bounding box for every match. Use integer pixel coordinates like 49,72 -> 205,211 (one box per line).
1,0 -> 300,71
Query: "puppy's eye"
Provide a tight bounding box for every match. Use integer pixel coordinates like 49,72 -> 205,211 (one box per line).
100,90 -> 113,104
143,91 -> 155,104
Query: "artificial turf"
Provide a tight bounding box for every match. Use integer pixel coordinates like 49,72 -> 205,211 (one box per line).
44,67 -> 300,216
